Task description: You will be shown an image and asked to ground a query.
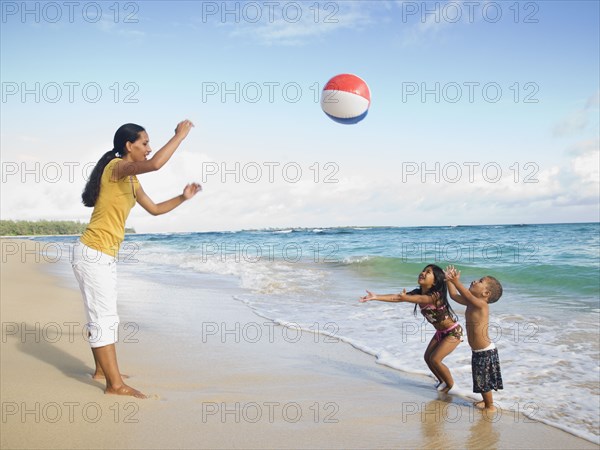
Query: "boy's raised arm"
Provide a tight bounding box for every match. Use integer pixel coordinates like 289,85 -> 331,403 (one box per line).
446,278 -> 468,305
444,266 -> 484,307
445,265 -> 468,305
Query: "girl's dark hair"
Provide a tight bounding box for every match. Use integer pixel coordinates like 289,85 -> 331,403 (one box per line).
82,123 -> 145,207
412,264 -> 458,321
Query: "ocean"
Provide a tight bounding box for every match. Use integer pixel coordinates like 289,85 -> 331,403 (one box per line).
33,222 -> 600,443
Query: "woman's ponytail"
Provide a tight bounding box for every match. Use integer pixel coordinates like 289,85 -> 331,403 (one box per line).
81,150 -> 118,207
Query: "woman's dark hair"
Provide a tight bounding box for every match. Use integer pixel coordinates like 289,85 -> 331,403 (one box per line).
412,264 -> 458,321
82,123 -> 145,207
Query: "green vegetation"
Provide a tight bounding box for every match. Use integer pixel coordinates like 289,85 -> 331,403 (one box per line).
0,220 -> 135,236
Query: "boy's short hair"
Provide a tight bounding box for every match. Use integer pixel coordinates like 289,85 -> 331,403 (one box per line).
484,276 -> 503,303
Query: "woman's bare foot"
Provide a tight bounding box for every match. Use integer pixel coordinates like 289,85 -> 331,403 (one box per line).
440,384 -> 452,393
473,401 -> 497,412
105,384 -> 146,399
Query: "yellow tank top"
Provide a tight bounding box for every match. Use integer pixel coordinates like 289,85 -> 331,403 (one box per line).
80,158 -> 139,257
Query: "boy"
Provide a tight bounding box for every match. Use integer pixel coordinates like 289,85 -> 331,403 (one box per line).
444,265 -> 503,411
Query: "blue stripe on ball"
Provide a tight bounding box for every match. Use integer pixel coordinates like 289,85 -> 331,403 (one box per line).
325,109 -> 369,125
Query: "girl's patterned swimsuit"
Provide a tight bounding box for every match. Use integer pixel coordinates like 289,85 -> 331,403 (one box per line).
419,303 -> 463,342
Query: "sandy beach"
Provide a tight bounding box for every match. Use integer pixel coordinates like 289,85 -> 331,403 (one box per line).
1,238 -> 597,450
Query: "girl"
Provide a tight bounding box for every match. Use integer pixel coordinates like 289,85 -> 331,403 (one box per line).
360,264 -> 462,392
72,120 -> 200,398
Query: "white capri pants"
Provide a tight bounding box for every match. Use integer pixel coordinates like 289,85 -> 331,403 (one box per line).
71,241 -> 119,348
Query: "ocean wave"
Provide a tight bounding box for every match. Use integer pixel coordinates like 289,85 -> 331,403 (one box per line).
118,223 -> 599,444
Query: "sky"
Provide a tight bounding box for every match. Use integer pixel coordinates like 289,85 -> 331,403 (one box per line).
1,0 -> 599,232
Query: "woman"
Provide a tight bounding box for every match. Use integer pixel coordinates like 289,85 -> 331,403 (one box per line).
72,120 -> 200,398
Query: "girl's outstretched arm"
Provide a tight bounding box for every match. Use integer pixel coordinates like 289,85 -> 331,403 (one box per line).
360,289 -> 438,305
359,290 -> 401,303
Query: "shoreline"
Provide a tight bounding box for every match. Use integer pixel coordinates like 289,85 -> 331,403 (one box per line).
1,239 -> 598,449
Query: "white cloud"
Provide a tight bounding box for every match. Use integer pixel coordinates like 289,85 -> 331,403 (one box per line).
398,0 -> 479,47
2,148 -> 598,232
126,151 -> 597,231
224,2 -> 375,46
553,91 -> 600,137
2,124 -> 599,232
585,91 -> 600,109
569,139 -> 600,201
18,135 -> 43,144
95,13 -> 146,39
553,110 -> 589,137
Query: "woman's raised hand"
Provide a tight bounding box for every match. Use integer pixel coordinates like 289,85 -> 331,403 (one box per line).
174,120 -> 195,139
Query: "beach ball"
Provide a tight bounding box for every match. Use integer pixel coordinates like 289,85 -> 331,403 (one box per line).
321,74 -> 371,124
